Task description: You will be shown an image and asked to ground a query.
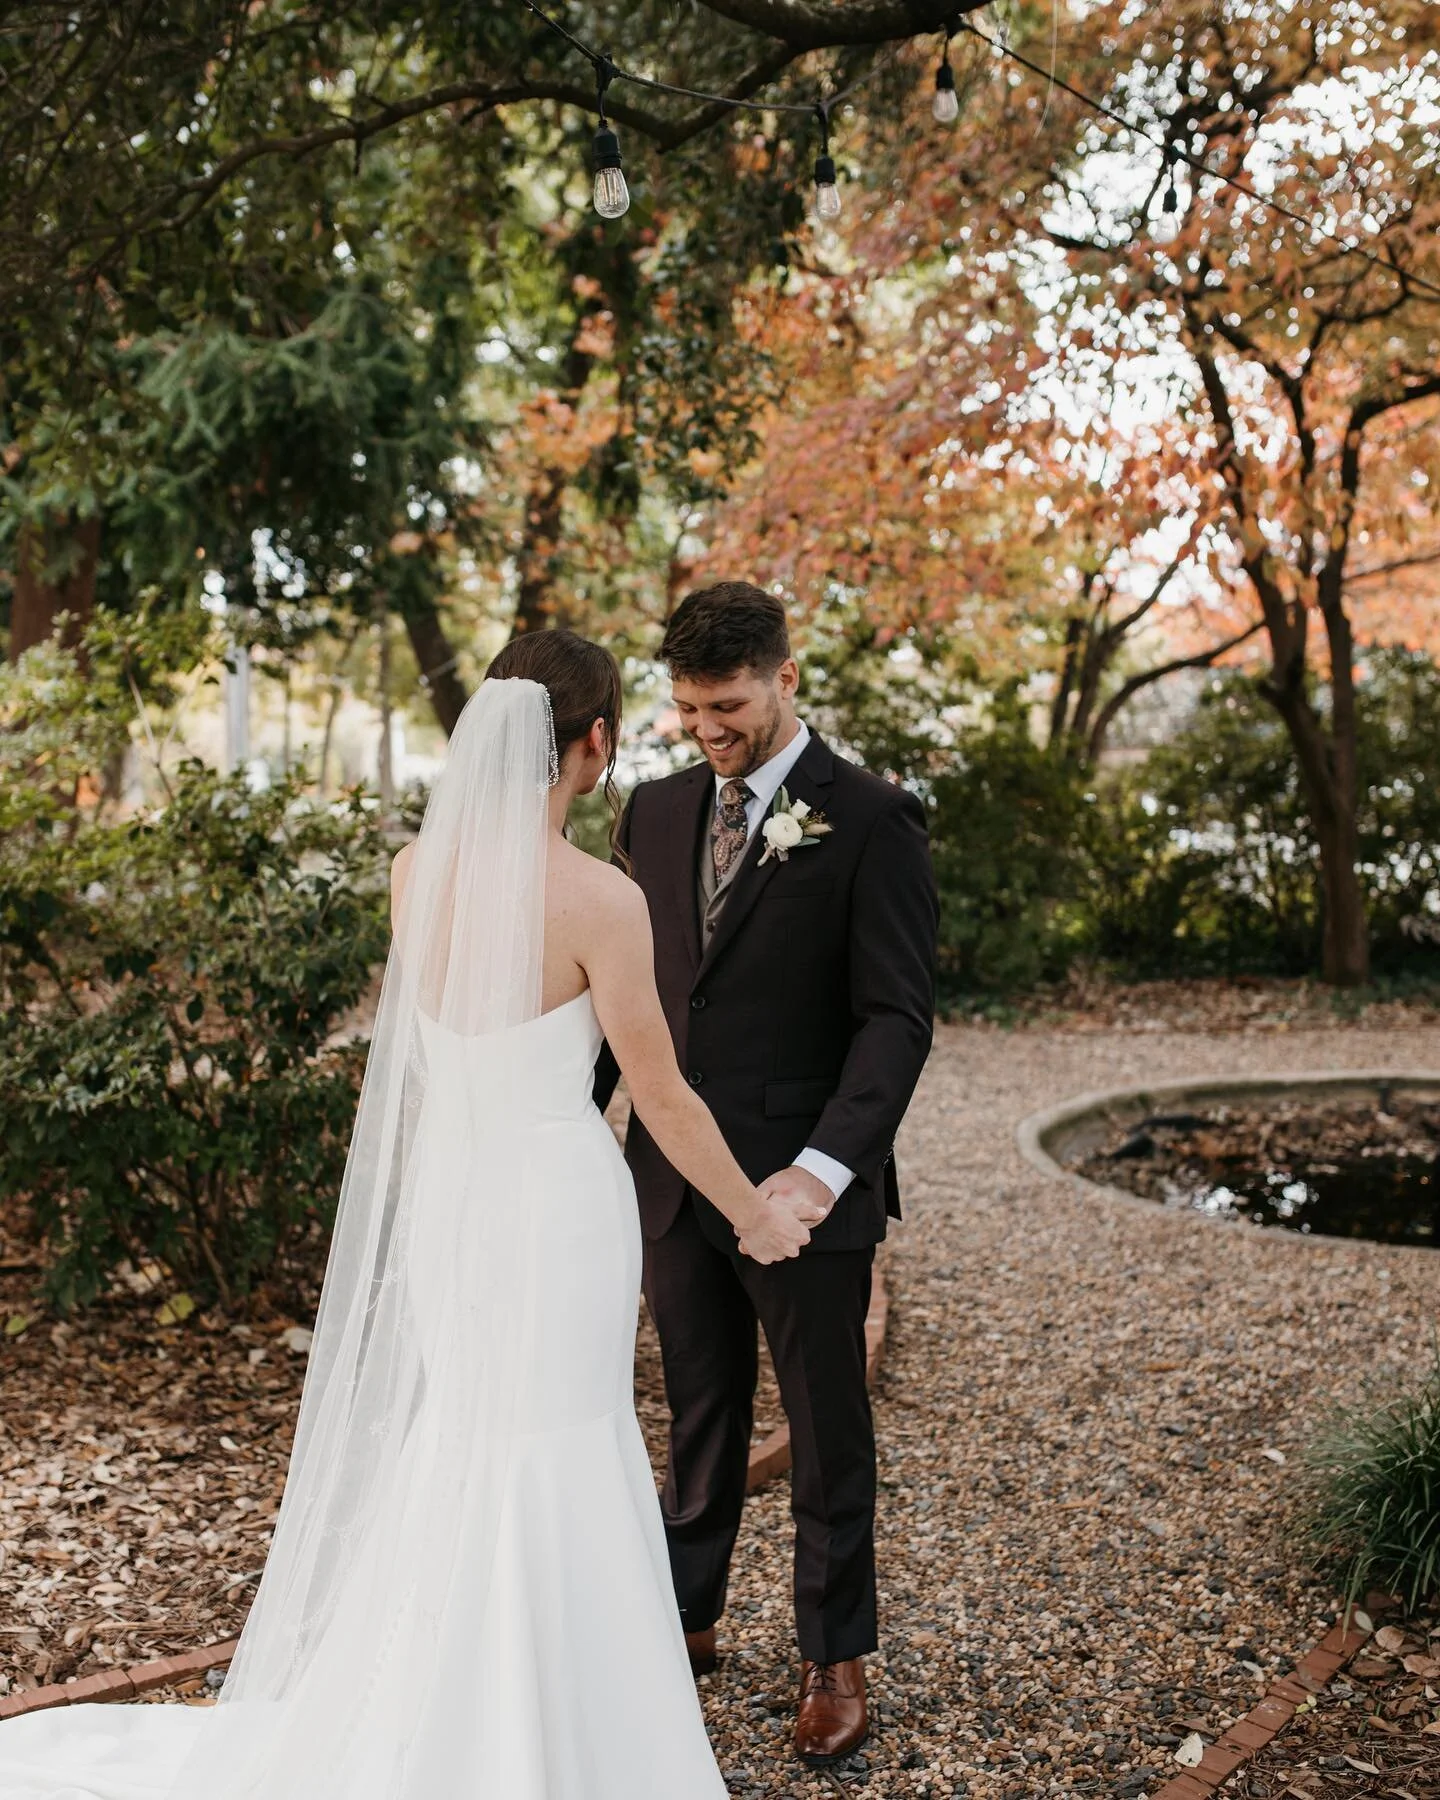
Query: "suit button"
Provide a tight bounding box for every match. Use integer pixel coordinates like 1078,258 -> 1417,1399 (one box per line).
691,995 -> 707,1010
688,1070 -> 704,1087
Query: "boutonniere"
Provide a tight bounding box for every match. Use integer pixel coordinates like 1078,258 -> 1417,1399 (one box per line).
759,786 -> 834,865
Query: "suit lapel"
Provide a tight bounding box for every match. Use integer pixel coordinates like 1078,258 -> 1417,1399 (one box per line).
668,762 -> 711,972
692,730 -> 836,989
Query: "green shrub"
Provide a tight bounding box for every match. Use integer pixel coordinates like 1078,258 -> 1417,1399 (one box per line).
803,626 -> 1085,994
1083,691 -> 1318,975
1301,1346 -> 1440,1613
0,654 -> 390,1307
926,700 -> 1086,993
1085,653 -> 1440,977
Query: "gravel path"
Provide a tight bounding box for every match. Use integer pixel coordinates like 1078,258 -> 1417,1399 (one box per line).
700,1018 -> 1440,1800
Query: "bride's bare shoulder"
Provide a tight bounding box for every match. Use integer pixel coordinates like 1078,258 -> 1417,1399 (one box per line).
548,838 -> 645,924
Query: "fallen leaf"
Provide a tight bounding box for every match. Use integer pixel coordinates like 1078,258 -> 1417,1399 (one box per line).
1174,1733 -> 1205,1767
1351,1609 -> 1374,1634
155,1293 -> 196,1327
5,1314 -> 33,1337
1403,1654 -> 1440,1679
278,1327 -> 313,1356
1343,1757 -> 1381,1774
1261,1446 -> 1286,1464
1376,1626 -> 1408,1653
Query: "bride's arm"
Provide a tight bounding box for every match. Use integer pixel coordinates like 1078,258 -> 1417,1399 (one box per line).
579,869 -> 817,1264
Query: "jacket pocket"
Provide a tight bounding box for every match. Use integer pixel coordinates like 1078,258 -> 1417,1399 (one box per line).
764,1078 -> 835,1118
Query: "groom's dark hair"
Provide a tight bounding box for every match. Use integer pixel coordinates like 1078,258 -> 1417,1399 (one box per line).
660,582 -> 790,681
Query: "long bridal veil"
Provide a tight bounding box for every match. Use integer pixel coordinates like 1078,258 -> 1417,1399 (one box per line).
166,676 -> 558,1800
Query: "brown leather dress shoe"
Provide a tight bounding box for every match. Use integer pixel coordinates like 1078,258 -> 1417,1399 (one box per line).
794,1658 -> 868,1766
684,1627 -> 717,1676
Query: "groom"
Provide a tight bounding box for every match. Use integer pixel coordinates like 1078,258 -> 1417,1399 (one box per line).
596,583 -> 938,1767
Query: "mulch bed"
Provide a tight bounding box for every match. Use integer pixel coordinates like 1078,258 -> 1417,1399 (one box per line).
0,1254 -> 307,1701
1221,1608 -> 1440,1798
0,1208 -> 783,1705
967,974 -> 1440,1037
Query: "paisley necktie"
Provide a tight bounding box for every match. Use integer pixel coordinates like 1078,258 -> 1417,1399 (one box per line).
711,778 -> 753,886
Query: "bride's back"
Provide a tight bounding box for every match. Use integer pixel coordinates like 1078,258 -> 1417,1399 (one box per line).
540,834 -> 628,1016
392,825 -> 630,1024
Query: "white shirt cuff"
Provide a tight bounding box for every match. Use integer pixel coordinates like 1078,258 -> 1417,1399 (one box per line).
793,1147 -> 855,1202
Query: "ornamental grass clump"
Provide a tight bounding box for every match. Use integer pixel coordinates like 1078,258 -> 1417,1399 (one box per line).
1301,1345 -> 1440,1613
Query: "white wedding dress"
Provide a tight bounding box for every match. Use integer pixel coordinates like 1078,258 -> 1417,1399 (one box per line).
0,681 -> 727,1800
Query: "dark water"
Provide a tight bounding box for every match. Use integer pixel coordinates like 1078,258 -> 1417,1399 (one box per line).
1160,1152 -> 1437,1246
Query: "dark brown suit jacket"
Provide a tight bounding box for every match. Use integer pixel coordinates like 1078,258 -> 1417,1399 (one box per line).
595,730 -> 939,1254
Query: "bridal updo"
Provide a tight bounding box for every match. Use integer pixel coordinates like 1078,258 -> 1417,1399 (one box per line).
485,629 -> 626,846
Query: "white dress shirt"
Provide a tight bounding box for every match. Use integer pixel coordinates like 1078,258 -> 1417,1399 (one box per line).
712,720 -> 854,1205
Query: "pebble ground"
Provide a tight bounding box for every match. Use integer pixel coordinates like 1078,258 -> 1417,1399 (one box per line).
696,1016 -> 1440,1799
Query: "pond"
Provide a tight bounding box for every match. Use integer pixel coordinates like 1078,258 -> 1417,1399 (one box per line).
1068,1088 -> 1439,1248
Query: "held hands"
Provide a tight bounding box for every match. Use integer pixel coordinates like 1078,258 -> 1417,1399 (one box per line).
736,1165 -> 835,1264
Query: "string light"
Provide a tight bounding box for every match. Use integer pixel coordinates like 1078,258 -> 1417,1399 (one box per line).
514,0 -> 1440,305
591,55 -> 630,218
933,23 -> 960,124
1152,141 -> 1181,244
813,103 -> 841,221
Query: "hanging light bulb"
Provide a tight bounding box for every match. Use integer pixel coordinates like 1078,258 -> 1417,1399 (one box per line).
812,103 -> 840,222
933,58 -> 959,124
814,150 -> 841,221
1151,144 -> 1181,244
590,54 -> 629,220
593,123 -> 629,218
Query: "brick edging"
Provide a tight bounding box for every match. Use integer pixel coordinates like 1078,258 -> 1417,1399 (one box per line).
0,1639 -> 241,1722
745,1263 -> 889,1494
0,1268 -> 892,1722
1148,1615 -> 1371,1799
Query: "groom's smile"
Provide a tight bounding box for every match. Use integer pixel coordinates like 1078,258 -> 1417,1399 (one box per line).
672,665 -> 799,779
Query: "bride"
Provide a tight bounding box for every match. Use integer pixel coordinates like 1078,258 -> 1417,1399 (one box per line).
0,630 -> 820,1800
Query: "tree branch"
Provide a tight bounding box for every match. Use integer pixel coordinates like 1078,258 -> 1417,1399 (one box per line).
1344,546 -> 1440,584
1086,619 -> 1265,764
696,0 -> 984,49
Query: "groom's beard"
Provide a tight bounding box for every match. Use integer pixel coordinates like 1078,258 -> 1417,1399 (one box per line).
692,698 -> 785,779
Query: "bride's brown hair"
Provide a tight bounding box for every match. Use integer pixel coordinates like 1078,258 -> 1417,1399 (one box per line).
485,630 -> 627,861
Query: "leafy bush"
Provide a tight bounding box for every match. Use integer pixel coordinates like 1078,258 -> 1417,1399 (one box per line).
809,620 -> 1440,992
1083,688 -> 1318,975
1085,652 -> 1440,977
925,699 -> 1086,993
1301,1346 -> 1440,1613
804,626 -> 1085,994
1,647 -> 390,1307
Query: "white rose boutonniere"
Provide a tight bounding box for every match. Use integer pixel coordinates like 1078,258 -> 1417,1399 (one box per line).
759,786 -> 834,865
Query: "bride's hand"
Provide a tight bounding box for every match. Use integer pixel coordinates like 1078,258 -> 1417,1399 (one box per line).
736,1180 -> 818,1263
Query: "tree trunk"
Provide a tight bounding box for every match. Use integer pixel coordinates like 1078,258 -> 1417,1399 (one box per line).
1262,677 -> 1370,987
399,594 -> 469,739
509,276 -> 606,638
10,513 -> 100,662
1314,807 -> 1370,987
512,470 -> 571,636
1047,616 -> 1082,747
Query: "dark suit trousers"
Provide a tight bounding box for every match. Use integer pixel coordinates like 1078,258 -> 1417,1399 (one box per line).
642,1194 -> 877,1665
